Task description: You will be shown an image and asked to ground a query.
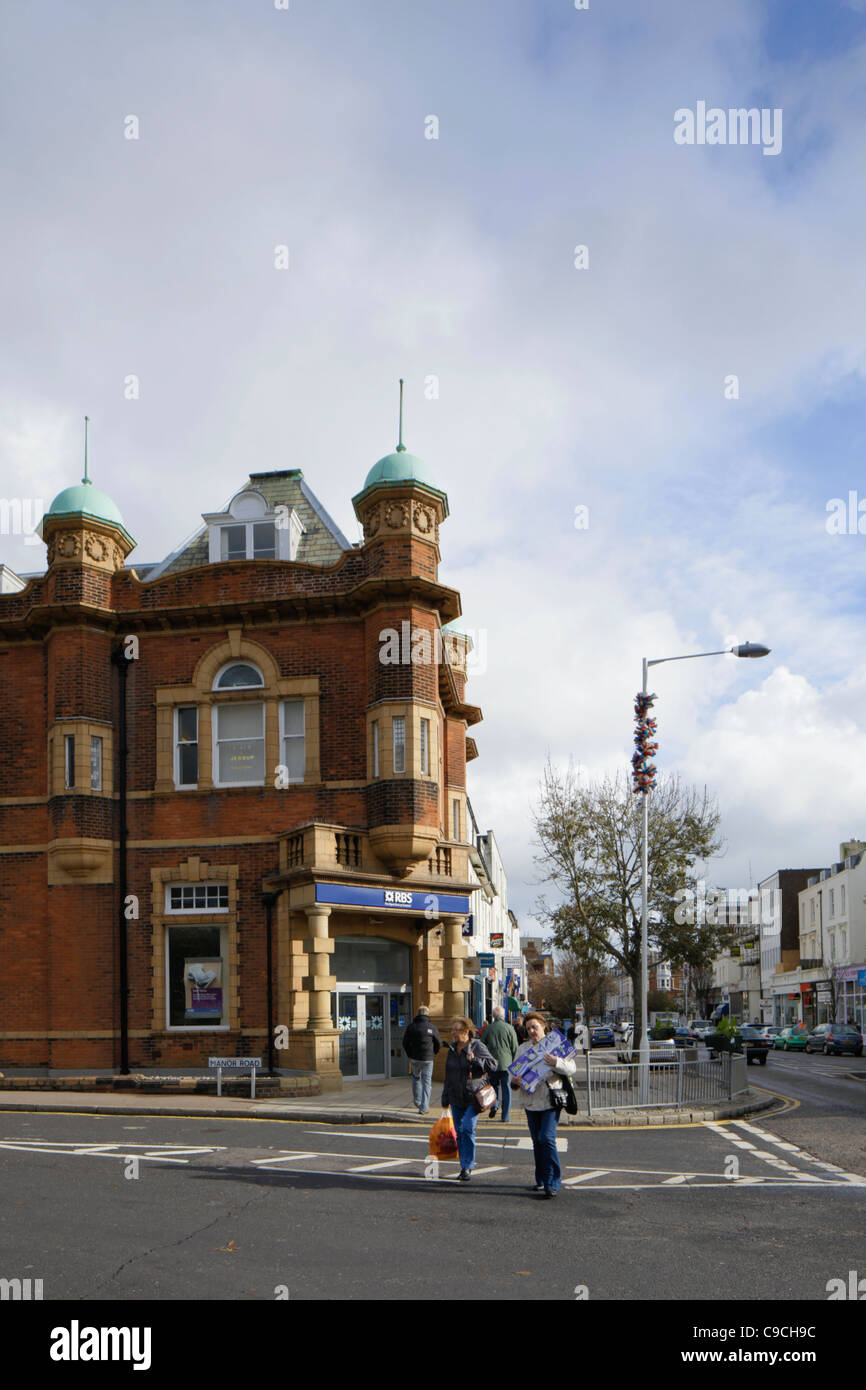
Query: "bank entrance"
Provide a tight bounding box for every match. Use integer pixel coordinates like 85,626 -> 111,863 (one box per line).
330,935 -> 414,1081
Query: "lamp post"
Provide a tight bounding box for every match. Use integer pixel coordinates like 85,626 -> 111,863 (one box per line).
636,642 -> 770,1101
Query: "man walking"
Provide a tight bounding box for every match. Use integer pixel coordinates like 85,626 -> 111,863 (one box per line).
402,1005 -> 441,1115
483,1005 -> 519,1121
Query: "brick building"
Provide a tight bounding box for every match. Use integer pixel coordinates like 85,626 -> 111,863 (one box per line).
0,439 -> 483,1089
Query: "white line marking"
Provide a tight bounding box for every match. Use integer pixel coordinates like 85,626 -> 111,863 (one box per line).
731,1122 -> 866,1183
563,1170 -> 609,1185
348,1158 -> 415,1173
662,1175 -> 689,1184
515,1136 -> 568,1152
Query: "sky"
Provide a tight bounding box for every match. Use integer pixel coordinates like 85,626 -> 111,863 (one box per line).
2,0 -> 866,936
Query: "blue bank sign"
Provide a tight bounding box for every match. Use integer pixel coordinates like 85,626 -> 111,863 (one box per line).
315,883 -> 470,915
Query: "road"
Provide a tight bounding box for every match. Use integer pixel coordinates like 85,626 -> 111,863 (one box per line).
0,1051 -> 864,1304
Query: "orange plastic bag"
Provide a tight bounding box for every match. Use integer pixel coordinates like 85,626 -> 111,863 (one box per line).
429,1106 -> 459,1158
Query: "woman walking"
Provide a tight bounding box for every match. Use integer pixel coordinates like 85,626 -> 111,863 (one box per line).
511,1012 -> 577,1199
440,1016 -> 497,1181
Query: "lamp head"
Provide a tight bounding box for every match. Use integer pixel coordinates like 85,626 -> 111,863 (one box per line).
731,642 -> 771,659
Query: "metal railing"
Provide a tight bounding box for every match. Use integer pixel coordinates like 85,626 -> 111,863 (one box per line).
580,1050 -> 748,1114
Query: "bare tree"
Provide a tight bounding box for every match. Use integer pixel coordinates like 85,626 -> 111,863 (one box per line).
532,761 -> 727,1056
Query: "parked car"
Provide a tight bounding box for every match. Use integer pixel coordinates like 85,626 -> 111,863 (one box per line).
773,1025 -> 809,1051
688,1020 -> 714,1041
804,1023 -> 863,1057
755,1024 -> 780,1044
590,1025 -> 615,1047
673,1027 -> 697,1048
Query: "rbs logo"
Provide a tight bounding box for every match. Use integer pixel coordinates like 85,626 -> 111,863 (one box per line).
384,890 -> 413,905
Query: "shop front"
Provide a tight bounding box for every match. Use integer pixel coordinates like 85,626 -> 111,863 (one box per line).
836,966 -> 866,1029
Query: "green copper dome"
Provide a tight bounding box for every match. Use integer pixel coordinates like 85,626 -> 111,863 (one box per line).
362,450 -> 438,490
46,480 -> 126,527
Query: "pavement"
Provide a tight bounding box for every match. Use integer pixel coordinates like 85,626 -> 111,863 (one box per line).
0,1074 -> 777,1125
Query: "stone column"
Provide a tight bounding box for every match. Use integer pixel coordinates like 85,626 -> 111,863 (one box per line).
440,914 -> 469,1019
303,905 -> 336,1029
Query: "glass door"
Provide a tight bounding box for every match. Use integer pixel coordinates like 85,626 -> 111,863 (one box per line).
335,993 -> 360,1078
334,991 -> 387,1079
363,993 -> 386,1078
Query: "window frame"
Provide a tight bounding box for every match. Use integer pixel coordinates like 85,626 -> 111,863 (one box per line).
213,661 -> 265,691
218,520 -> 278,561
174,706 -> 199,788
165,883 -> 230,914
64,735 -> 75,790
90,734 -> 103,792
420,718 -> 430,776
372,720 -> 379,778
393,716 -> 406,775
164,921 -> 230,1031
212,699 -> 266,788
279,697 -> 306,784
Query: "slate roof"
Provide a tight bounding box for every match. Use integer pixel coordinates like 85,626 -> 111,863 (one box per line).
147,470 -> 352,581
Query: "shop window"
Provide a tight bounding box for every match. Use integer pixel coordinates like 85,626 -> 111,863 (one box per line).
280,699 -> 305,782
175,707 -> 199,787
167,924 -> 227,1028
90,736 -> 103,792
166,884 -> 229,913
214,702 -> 264,785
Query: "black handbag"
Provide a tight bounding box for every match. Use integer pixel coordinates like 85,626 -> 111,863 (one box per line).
547,1070 -> 578,1116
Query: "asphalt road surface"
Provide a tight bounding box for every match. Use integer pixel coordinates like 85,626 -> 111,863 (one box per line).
1,1053 -> 864,1304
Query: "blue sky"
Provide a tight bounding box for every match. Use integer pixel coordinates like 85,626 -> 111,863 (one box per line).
2,0 -> 866,931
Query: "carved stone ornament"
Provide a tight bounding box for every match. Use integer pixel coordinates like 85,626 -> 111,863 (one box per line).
84,533 -> 108,562
53,531 -> 81,560
413,504 -> 434,535
385,501 -> 407,529
363,504 -> 381,538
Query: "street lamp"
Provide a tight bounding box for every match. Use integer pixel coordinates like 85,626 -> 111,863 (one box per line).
635,641 -> 771,1100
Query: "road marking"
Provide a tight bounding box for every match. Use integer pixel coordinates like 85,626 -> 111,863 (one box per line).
563,1170 -> 609,1185
662,1175 -> 689,1184
305,1129 -> 568,1152
348,1158 -> 415,1173
250,1152 -> 312,1165
515,1136 -> 568,1152
731,1121 -> 866,1182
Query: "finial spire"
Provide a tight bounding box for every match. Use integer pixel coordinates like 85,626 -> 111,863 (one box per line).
82,415 -> 91,485
396,378 -> 406,452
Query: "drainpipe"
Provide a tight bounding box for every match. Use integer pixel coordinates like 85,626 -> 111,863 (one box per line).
111,643 -> 130,1075
261,890 -> 282,1076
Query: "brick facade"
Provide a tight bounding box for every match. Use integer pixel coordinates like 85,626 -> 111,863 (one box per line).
0,463 -> 482,1086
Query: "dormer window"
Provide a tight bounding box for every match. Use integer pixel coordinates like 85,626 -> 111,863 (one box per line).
204,488 -> 304,564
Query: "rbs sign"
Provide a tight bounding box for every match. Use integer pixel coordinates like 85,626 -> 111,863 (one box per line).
384,890 -> 413,905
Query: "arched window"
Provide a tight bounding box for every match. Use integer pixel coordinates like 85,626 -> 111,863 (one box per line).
213,662 -> 264,690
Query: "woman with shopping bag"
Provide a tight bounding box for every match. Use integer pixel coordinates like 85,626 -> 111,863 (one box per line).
440,1016 -> 497,1181
510,1012 -> 578,1199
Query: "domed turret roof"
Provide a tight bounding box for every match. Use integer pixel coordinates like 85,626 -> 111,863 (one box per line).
362,448 -> 438,491
45,479 -> 126,527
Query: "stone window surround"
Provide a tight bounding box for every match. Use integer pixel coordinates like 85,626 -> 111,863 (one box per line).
47,719 -> 114,797
155,631 -> 320,793
151,858 -> 240,1033
366,699 -> 440,782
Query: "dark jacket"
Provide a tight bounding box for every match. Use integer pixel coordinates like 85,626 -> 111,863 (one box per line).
441,1037 -> 497,1108
402,1013 -> 442,1061
483,1018 -> 519,1070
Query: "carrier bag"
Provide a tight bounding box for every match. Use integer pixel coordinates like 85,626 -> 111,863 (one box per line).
429,1107 -> 459,1158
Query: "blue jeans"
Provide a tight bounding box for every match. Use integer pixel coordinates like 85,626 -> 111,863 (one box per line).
526,1107 -> 562,1191
492,1069 -> 512,1121
449,1102 -> 480,1172
410,1060 -> 433,1112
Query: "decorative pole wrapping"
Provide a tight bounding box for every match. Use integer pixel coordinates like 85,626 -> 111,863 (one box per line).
632,691 -> 658,794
